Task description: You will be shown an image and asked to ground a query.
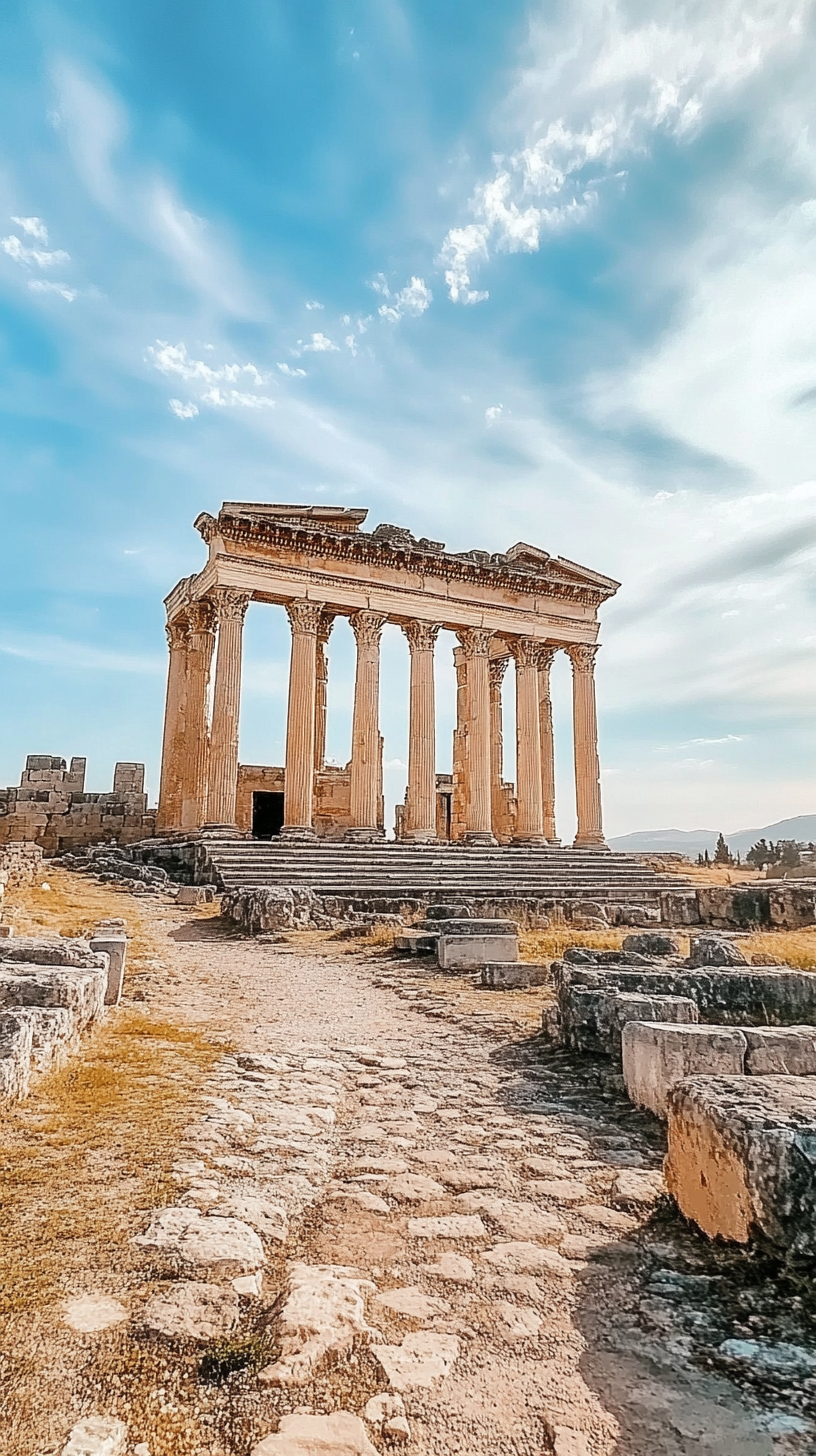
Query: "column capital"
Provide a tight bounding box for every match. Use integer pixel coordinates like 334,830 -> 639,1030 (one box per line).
566,643 -> 599,674
212,587 -> 251,625
403,620 -> 441,652
165,614 -> 190,651
456,627 -> 492,658
286,599 -> 325,636
507,636 -> 540,670
488,656 -> 508,690
317,611 -> 336,648
187,598 -> 216,636
537,644 -> 558,674
350,610 -> 387,648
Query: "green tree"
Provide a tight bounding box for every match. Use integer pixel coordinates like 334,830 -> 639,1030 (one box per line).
714,832 -> 733,865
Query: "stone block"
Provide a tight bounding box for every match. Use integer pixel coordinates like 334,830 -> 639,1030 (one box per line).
177,885 -> 205,905
622,933 -> 680,958
394,930 -> 438,955
0,926 -> 12,938
427,918 -> 517,937
425,904 -> 471,920
14,1006 -> 77,1073
553,961 -> 816,1029
0,936 -> 107,970
665,1074 -> 816,1252
743,1026 -> 816,1076
480,963 -> 549,990
622,1022 -> 747,1118
660,890 -> 701,925
600,991 -> 698,1058
89,934 -> 127,1005
616,905 -> 661,927
0,1010 -> 33,1100
0,964 -> 107,1030
689,934 -> 749,967
437,934 -> 519,972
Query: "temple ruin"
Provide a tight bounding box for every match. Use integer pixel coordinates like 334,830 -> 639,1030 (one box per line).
157,502 -> 619,848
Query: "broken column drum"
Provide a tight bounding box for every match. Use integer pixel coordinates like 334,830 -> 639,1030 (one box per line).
157,503 -> 620,844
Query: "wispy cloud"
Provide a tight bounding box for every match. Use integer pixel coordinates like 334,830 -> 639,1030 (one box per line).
372,274 -> 433,322
1,233 -> 70,268
299,332 -> 339,352
168,398 -> 199,419
147,340 -> 268,386
278,362 -> 307,377
11,216 -> 49,243
28,279 -> 77,302
305,299 -> 323,310
0,633 -> 162,675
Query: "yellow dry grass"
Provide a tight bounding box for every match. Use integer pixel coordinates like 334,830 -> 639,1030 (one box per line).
520,926 -> 625,962
734,928 -> 816,971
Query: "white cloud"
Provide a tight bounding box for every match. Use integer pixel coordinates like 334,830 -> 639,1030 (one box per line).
201,387 -> 274,410
377,276 -> 433,323
485,404 -> 504,423
168,398 -> 199,419
301,332 -> 340,352
147,341 -> 267,387
305,299 -> 324,310
278,362 -> 307,377
438,0 -> 813,300
345,334 -> 358,355
1,235 -> 70,268
11,216 -> 49,243
28,280 -> 77,302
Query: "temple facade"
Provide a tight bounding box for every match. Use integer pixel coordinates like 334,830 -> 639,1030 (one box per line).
157,503 -> 619,848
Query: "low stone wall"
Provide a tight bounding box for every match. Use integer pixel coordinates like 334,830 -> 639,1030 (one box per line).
0,933 -> 118,1101
0,841 -> 44,898
661,883 -> 816,929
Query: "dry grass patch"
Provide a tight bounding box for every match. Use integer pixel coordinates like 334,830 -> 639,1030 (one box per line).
520,926 -> 626,962
734,928 -> 816,971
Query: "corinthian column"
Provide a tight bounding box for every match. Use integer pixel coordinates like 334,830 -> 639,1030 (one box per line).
205,589 -> 251,829
488,657 -> 507,838
156,613 -> 189,833
314,613 -> 335,771
180,598 -> 216,830
283,599 -> 324,837
537,646 -> 559,844
566,643 -> 607,849
402,620 -> 440,841
510,638 -> 545,843
347,611 -> 387,840
456,628 -> 495,844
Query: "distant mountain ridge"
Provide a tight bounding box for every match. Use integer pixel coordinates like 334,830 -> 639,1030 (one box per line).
608,816 -> 816,858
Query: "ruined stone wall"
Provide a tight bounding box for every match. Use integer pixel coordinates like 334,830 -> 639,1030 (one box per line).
236,763 -> 354,839
0,843 -> 44,906
0,756 -> 155,856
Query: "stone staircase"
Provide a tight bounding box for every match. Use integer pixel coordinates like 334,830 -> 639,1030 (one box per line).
195,839 -> 683,908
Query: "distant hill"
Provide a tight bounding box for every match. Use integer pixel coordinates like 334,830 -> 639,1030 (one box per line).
609,816 -> 816,859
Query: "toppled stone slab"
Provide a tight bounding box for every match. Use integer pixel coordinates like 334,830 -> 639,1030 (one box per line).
480,962 -> 549,990
0,963 -> 106,1030
689,935 -> 749,967
743,1026 -> 816,1076
133,1206 -> 264,1272
373,1331 -> 460,1391
0,936 -> 106,969
0,1010 -> 33,1101
601,991 -> 698,1058
622,1022 -> 748,1117
437,934 -> 518,972
62,1417 -> 128,1456
258,1263 -> 380,1386
252,1412 -> 380,1456
140,1281 -> 239,1340
394,931 -> 437,955
665,1074 -> 816,1254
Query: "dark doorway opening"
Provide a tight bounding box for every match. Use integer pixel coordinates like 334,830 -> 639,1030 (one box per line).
252,791 -> 285,839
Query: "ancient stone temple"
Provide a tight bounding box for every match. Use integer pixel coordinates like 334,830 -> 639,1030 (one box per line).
157,503 -> 618,848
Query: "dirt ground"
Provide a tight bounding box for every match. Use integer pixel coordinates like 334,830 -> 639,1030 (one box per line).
2,870 -> 815,1456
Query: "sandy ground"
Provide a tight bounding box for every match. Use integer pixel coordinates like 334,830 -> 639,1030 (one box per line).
2,877 -> 815,1456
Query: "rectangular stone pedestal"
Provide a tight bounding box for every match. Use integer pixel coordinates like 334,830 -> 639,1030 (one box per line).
437,935 -> 519,972
622,1022 -> 747,1117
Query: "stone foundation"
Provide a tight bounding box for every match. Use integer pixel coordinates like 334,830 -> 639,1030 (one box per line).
0,934 -> 113,1101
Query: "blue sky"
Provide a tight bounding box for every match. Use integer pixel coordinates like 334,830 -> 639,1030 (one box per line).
2,0 -> 816,839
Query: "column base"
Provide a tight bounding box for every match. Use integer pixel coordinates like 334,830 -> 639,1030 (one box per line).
513,835 -> 547,846
546,837 -> 562,847
464,830 -> 497,846
572,835 -> 609,850
200,823 -> 241,837
280,825 -> 317,843
344,827 -> 386,842
403,830 -> 438,844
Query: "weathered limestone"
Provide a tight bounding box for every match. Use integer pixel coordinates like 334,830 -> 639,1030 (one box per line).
488,657 -> 507,840
566,644 -> 606,849
437,933 -> 519,971
602,991 -> 699,1057
206,588 -> 251,828
89,932 -> 127,1006
258,1263 -> 379,1386
180,599 -> 216,830
665,1074 -> 816,1253
456,629 -> 495,845
509,638 -> 545,844
156,613 -> 189,831
742,1026 -> 816,1075
0,760 -> 153,854
402,621 -> 440,841
622,1022 -> 748,1117
283,601 -> 324,837
537,646 -> 558,843
480,962 -> 549,989
348,612 -> 386,840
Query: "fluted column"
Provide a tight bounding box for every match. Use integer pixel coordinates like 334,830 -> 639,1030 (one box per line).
510,638 -> 545,844
488,657 -> 507,838
347,611 -> 387,840
537,646 -> 559,844
156,613 -> 189,833
314,614 -> 335,772
403,620 -> 440,841
567,643 -> 607,849
180,598 -> 216,830
205,589 -> 251,829
456,628 -> 495,844
283,600 -> 324,837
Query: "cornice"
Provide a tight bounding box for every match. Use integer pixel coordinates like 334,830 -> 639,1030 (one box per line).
199,505 -> 619,610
